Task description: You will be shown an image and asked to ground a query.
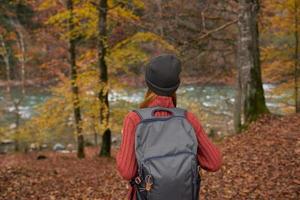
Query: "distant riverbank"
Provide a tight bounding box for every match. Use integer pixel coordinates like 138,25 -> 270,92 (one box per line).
0,74 -> 236,90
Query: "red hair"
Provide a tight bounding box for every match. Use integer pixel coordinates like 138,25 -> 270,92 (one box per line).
140,89 -> 177,108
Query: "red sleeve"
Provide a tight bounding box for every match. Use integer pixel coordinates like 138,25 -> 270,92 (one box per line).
186,112 -> 222,172
116,111 -> 140,180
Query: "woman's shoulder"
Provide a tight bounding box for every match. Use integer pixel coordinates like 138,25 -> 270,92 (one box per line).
184,111 -> 202,126
185,110 -> 198,120
124,110 -> 141,124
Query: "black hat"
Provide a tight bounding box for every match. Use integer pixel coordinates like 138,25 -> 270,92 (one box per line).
145,54 -> 181,96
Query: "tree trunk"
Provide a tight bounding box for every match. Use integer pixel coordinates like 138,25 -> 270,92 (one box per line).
16,31 -> 26,96
10,18 -> 27,96
155,0 -> 164,37
237,0 -> 269,126
234,55 -> 243,133
0,35 -> 22,151
98,0 -> 111,157
67,0 -> 85,159
14,26 -> 26,150
0,35 -> 11,95
295,0 -> 300,113
94,132 -> 98,146
13,100 -> 21,151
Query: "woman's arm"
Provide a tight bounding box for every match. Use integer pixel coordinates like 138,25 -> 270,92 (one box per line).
186,112 -> 222,172
116,112 -> 140,180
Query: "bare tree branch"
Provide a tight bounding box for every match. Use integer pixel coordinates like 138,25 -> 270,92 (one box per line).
198,19 -> 238,41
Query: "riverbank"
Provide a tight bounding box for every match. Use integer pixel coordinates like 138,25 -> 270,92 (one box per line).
2,80 -> 293,143
0,113 -> 299,199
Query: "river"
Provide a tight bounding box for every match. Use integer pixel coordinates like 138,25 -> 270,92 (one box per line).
0,84 -> 295,136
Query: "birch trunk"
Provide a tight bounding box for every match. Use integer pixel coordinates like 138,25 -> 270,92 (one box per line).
0,35 -> 11,95
0,35 -> 22,151
16,31 -> 26,95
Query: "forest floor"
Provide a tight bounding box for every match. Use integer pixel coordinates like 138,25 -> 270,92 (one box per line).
0,114 -> 299,200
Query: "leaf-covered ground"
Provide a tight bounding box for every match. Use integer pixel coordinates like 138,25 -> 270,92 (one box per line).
200,114 -> 300,199
0,114 -> 299,200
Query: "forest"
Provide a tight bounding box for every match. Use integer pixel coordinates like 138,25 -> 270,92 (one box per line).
0,0 -> 299,199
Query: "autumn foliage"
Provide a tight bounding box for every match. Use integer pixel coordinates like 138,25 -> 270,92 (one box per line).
1,1 -> 300,199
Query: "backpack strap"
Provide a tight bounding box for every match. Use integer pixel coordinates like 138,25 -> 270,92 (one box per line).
133,106 -> 186,121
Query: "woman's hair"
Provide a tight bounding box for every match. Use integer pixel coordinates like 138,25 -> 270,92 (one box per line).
140,89 -> 177,108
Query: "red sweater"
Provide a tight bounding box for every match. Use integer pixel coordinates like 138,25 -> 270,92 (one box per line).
116,96 -> 222,199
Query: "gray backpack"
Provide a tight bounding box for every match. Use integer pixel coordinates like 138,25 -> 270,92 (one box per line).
131,106 -> 201,200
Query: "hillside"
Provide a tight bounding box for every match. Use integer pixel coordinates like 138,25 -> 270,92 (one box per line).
200,114 -> 300,199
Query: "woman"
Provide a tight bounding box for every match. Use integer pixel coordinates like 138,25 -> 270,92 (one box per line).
117,54 -> 222,200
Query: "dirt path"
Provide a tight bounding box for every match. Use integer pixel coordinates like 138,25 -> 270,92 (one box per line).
0,114 -> 299,200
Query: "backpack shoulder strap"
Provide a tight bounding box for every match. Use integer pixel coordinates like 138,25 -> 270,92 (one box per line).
133,106 -> 186,121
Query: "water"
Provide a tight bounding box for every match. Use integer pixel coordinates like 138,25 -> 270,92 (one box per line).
0,88 -> 50,126
0,84 -> 294,135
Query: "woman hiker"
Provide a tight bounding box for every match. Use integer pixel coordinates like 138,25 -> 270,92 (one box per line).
116,54 -> 222,200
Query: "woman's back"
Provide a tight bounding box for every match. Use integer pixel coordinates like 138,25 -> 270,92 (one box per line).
117,54 -> 222,200
117,96 -> 222,200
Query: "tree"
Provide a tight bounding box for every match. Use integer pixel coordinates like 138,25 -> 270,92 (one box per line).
142,0 -> 238,81
94,0 -> 174,157
0,33 -> 11,94
295,0 -> 300,112
235,0 -> 269,131
0,1 -> 35,151
97,0 -> 110,157
15,25 -> 26,95
31,0 -> 174,155
260,0 -> 300,113
67,0 -> 85,158
39,0 -> 86,158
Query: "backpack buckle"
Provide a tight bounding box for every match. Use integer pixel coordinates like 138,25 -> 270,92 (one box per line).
145,175 -> 153,192
135,176 -> 142,185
